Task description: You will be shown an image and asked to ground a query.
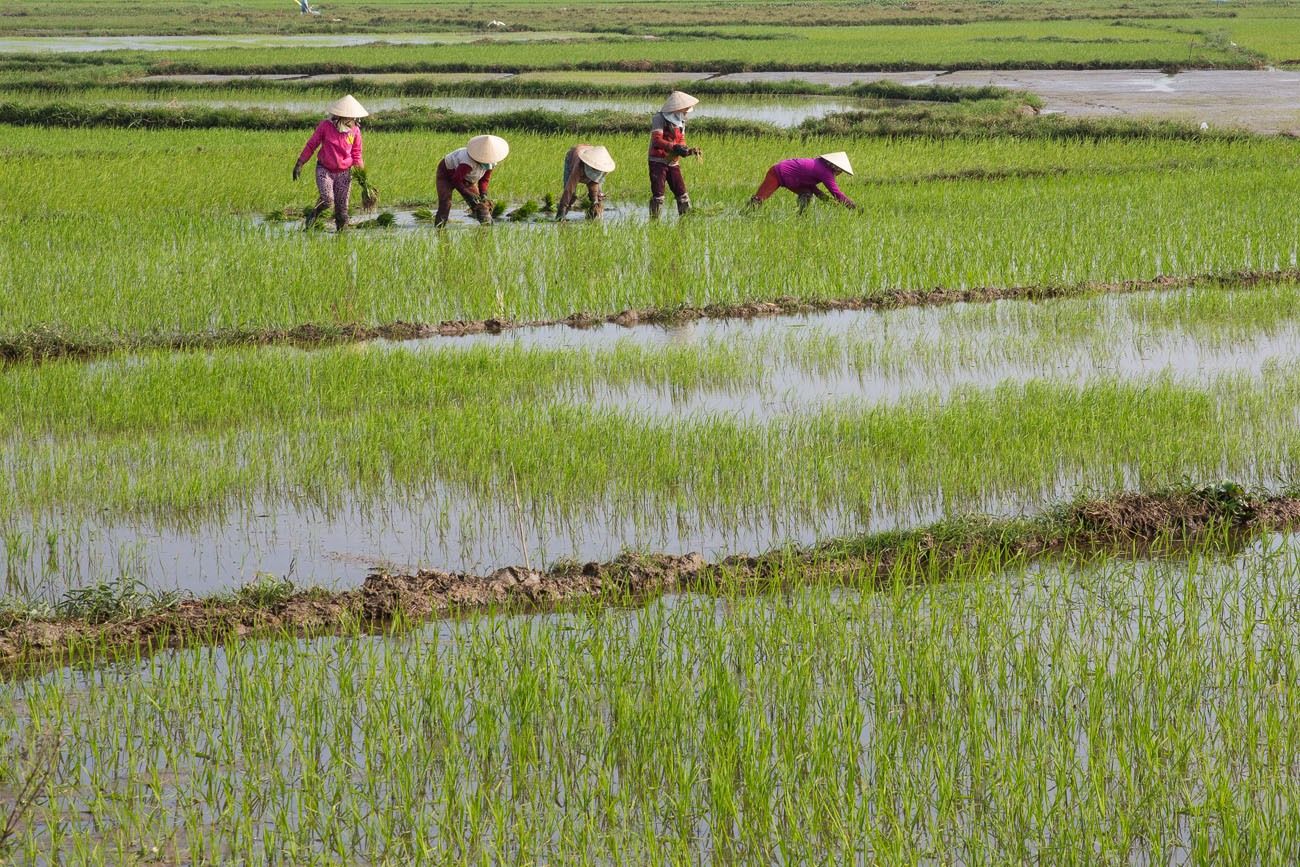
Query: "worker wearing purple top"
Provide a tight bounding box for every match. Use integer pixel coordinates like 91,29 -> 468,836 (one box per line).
748,151 -> 856,212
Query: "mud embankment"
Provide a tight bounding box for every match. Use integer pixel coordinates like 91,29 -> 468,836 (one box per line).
4,486 -> 1299,674
5,268 -> 1298,365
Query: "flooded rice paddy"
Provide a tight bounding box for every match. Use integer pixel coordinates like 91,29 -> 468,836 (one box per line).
6,534 -> 1300,861
254,201 -> 649,230
125,94 -> 861,127
717,69 -> 1300,133
127,68 -> 1300,132
8,285 -> 1300,600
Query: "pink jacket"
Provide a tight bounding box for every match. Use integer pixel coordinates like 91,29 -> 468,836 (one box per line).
298,120 -> 363,172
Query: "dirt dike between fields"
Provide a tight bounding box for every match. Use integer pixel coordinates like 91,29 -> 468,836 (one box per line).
4,487 -> 1299,675
5,268 -> 1299,365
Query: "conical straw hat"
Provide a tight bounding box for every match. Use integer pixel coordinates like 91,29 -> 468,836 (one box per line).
326,94 -> 369,118
578,145 -> 616,173
661,91 -> 699,113
819,151 -> 854,175
467,134 -> 510,163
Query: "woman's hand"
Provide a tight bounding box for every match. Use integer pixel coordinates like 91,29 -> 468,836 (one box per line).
292,162 -> 302,181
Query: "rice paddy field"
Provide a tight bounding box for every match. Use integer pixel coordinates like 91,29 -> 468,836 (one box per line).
5,0 -> 1300,862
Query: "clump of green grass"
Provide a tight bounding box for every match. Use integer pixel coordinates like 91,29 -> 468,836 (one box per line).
0,596 -> 54,629
234,572 -> 294,608
55,577 -> 180,624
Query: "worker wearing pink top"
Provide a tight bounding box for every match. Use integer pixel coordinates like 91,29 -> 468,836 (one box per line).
293,95 -> 368,232
748,152 -> 857,213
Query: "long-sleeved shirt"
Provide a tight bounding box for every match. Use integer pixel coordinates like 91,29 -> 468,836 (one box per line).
647,113 -> 686,165
442,147 -> 493,197
558,144 -> 605,218
298,120 -> 363,172
774,157 -> 851,204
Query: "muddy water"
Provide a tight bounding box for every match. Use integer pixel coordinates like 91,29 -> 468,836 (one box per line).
383,288 -> 1300,421
713,68 -> 1300,133
253,202 -> 649,230
127,94 -> 860,127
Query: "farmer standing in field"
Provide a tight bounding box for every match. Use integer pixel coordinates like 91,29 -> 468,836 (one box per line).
647,91 -> 701,219
747,152 -> 857,212
436,135 -> 510,226
293,95 -> 367,232
556,144 -> 616,220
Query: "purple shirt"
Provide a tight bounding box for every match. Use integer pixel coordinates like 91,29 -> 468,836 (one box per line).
774,157 -> 850,203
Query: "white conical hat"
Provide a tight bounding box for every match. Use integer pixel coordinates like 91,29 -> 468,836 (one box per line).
467,134 -> 510,163
661,91 -> 699,113
326,94 -> 369,118
578,145 -> 616,173
819,151 -> 854,175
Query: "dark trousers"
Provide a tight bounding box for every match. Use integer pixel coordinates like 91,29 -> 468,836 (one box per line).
435,163 -> 486,226
648,161 -> 687,202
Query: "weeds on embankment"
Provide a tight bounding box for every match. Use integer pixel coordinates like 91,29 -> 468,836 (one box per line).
0,483 -> 1293,672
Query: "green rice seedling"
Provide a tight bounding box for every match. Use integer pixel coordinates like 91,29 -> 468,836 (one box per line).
412,207 -> 434,222
507,199 -> 538,222
7,536 -> 1300,860
375,211 -> 396,228
3,126 -> 1297,346
352,166 -> 380,211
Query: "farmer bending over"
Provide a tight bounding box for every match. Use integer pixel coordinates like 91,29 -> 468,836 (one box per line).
648,91 -> 701,219
436,135 -> 510,226
293,95 -> 368,232
748,152 -> 857,213
557,144 -> 616,220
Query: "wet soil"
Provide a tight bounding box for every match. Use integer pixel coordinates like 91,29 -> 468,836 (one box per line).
128,69 -> 1300,132
711,69 -> 1300,134
6,267 -> 1297,365
4,487 -> 1299,674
